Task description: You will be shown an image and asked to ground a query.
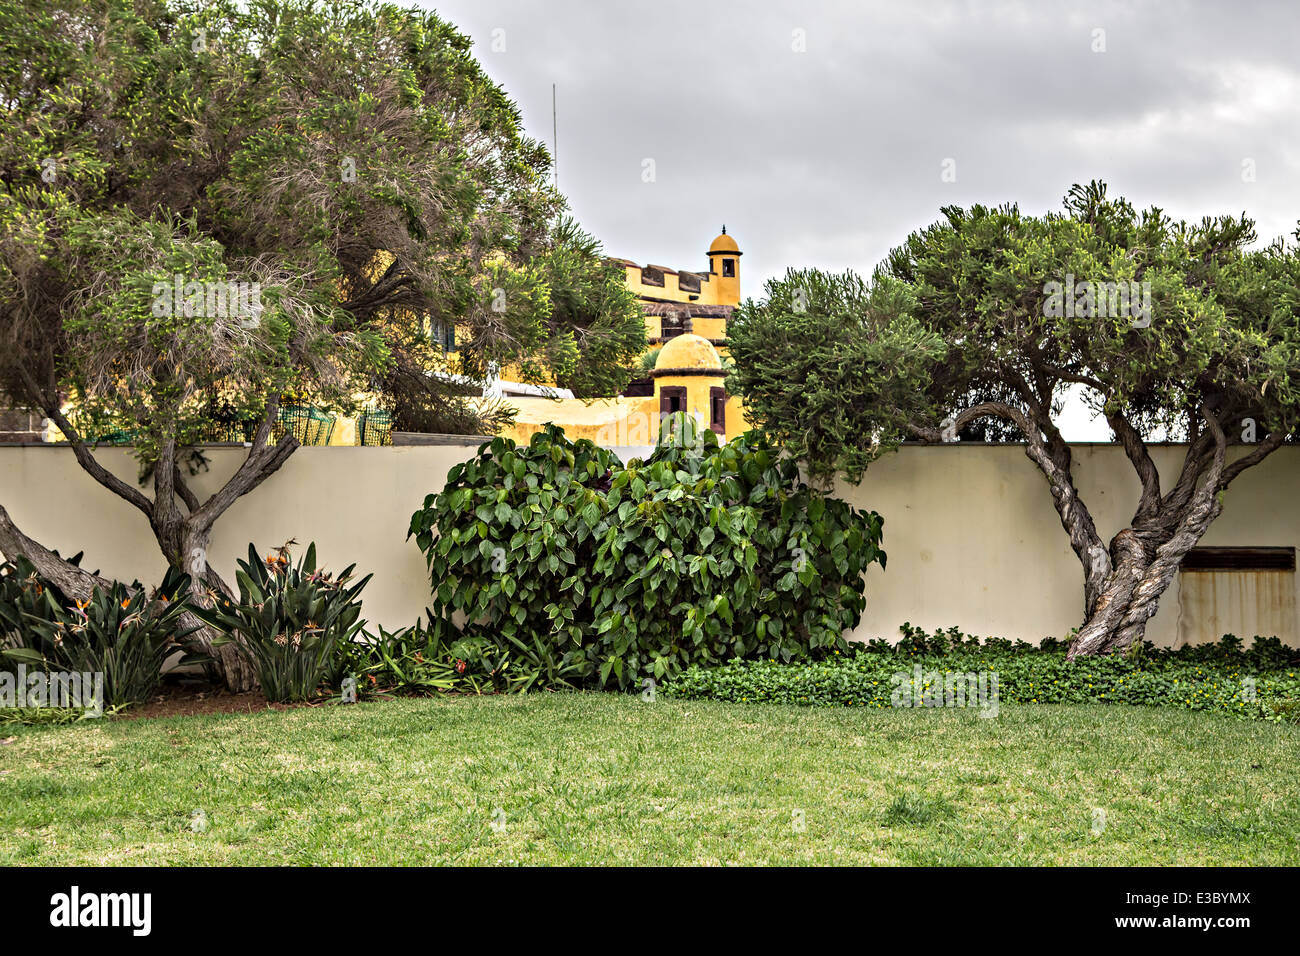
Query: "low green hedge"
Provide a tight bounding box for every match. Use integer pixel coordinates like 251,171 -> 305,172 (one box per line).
662,627 -> 1300,722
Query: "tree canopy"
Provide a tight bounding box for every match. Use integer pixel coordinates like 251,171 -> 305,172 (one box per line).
0,0 -> 644,687
727,182 -> 1300,656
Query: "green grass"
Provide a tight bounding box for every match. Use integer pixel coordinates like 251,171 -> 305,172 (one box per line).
2,694 -> 1297,865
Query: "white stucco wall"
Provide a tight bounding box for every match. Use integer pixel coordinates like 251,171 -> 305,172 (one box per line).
836,444 -> 1299,646
1,442 -> 1296,646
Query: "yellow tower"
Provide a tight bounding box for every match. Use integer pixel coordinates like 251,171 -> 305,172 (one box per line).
706,226 -> 742,306
651,333 -> 728,436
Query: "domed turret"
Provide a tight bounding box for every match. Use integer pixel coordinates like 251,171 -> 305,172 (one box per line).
651,333 -> 728,438
706,225 -> 741,305
708,230 -> 740,256
654,333 -> 723,373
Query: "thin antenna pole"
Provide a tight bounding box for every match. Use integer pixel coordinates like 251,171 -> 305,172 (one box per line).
552,83 -> 558,188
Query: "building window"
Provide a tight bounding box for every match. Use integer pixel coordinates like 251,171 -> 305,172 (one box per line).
722,258 -> 735,277
659,386 -> 687,418
429,320 -> 456,352
709,386 -> 726,435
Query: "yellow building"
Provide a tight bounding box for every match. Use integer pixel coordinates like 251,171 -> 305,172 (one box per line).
36,232 -> 746,450
500,228 -> 749,447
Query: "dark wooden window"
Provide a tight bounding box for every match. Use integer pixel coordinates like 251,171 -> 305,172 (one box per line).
709,386 -> 726,435
659,386 -> 686,417
1181,547 -> 1296,571
721,258 -> 735,277
429,320 -> 456,352
621,377 -> 653,398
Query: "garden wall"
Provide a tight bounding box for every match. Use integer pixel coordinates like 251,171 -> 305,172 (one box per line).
833,444 -> 1298,647
1,442 -> 1296,646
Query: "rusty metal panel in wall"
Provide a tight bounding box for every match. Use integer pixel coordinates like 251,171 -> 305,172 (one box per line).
1177,568 -> 1297,646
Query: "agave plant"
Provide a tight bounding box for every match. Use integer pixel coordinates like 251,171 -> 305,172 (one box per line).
198,541 -> 371,702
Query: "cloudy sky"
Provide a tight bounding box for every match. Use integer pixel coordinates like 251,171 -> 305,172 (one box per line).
426,0 -> 1300,438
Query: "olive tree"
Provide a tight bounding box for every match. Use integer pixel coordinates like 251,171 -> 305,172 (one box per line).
727,183 -> 1300,657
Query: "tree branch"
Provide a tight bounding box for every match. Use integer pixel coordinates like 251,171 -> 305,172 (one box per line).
0,502 -> 112,601
1221,430 -> 1286,486
172,465 -> 201,514
1106,410 -> 1161,522
25,374 -> 154,517
192,398 -> 299,530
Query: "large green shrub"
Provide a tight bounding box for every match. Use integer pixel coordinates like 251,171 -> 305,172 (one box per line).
409,418 -> 886,690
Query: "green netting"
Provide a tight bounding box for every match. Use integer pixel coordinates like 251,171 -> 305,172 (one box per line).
83,429 -> 135,445
276,404 -> 336,446
63,404 -> 336,446
192,418 -> 259,443
355,408 -> 392,446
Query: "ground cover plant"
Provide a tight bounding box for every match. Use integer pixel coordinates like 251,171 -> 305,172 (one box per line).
1,693 -> 1296,865
409,419 -> 886,690
664,626 -> 1300,723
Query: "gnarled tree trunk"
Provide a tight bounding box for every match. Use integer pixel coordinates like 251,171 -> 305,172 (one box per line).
1066,413 -> 1283,659
927,401 -> 1286,661
1,384 -> 298,692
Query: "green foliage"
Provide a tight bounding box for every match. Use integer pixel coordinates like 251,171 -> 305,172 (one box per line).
727,269 -> 944,480
0,705 -> 122,727
198,542 -> 371,703
533,216 -> 647,398
334,620 -> 463,698
0,0 -> 640,458
881,793 -> 953,828
0,559 -> 197,707
727,182 -> 1300,482
665,628 -> 1300,723
0,556 -> 66,653
409,419 -> 886,691
336,613 -> 587,697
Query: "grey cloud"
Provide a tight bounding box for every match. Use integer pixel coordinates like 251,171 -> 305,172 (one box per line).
424,0 -> 1300,437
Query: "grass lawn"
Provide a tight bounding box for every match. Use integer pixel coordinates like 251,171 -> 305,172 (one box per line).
2,694 -> 1297,865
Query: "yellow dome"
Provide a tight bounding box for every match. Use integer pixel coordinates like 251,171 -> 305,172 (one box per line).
655,333 -> 722,371
708,228 -> 740,255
